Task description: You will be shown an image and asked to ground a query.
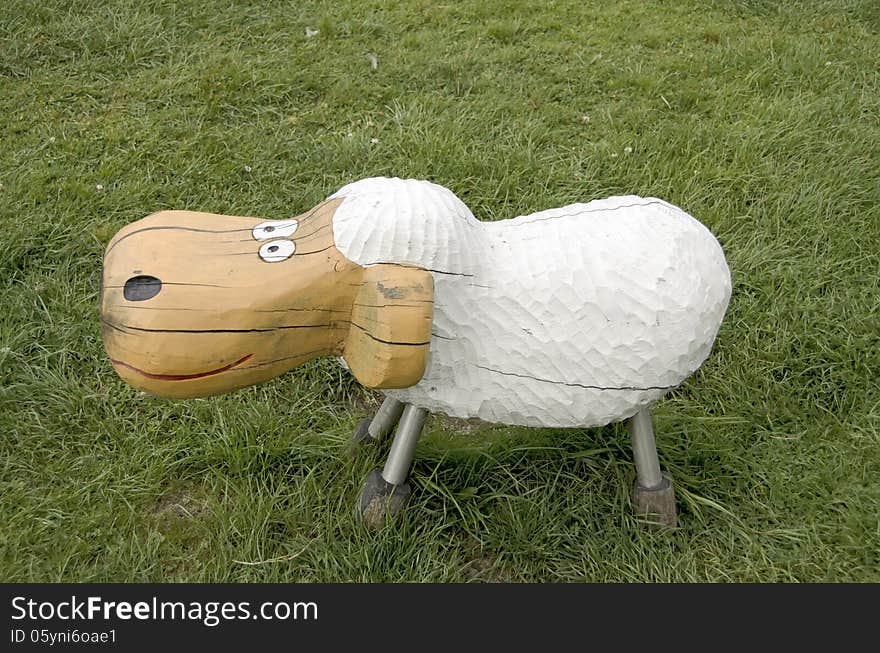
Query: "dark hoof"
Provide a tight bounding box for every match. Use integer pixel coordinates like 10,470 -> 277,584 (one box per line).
632,474 -> 677,528
346,417 -> 375,457
357,468 -> 411,529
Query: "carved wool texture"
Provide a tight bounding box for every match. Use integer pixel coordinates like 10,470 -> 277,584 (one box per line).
331,178 -> 731,427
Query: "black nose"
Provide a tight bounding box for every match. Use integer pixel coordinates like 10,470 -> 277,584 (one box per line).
123,275 -> 162,301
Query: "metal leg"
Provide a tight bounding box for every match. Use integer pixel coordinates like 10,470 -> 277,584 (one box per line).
349,396 -> 404,451
368,397 -> 405,443
382,405 -> 428,485
629,408 -> 663,490
356,404 -> 429,528
628,408 -> 677,527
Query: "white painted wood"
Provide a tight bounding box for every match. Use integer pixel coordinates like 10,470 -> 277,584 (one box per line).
258,239 -> 295,262
330,178 -> 731,428
253,219 -> 298,240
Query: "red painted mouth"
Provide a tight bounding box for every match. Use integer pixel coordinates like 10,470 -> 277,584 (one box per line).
110,353 -> 253,381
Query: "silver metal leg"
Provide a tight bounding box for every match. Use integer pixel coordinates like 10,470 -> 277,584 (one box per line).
629,408 -> 663,490
348,396 -> 405,452
368,397 -> 405,443
356,403 -> 427,528
628,407 -> 677,527
381,405 -> 428,486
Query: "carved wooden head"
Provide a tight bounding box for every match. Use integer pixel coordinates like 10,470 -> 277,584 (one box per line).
100,198 -> 433,398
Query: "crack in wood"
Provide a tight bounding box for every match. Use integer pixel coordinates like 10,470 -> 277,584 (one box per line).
361,261 -> 474,277
105,225 -> 253,257
471,363 -> 675,392
504,200 -> 669,227
346,320 -> 430,347
106,321 -> 328,334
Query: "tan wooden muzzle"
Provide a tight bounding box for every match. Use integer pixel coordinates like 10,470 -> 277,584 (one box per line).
100,199 -> 434,398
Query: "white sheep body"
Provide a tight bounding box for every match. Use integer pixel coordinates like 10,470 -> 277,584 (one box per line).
330,177 -> 731,428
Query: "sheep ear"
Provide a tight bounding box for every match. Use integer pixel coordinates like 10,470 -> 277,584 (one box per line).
343,264 -> 434,389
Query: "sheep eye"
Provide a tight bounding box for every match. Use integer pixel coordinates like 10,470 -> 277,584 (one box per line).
259,240 -> 295,262
253,219 -> 297,240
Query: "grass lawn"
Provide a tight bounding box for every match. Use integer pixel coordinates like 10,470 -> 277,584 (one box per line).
1,0 -> 878,582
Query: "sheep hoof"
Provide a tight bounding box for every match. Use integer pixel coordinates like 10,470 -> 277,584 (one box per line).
346,418 -> 376,457
632,474 -> 677,528
356,468 -> 411,529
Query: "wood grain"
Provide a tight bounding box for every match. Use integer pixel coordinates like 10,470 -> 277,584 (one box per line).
100,197 -> 434,397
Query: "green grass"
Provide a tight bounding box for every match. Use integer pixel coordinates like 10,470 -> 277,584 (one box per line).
1,0 -> 878,582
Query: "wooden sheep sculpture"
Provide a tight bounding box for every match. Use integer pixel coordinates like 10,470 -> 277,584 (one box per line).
100,177 -> 731,527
